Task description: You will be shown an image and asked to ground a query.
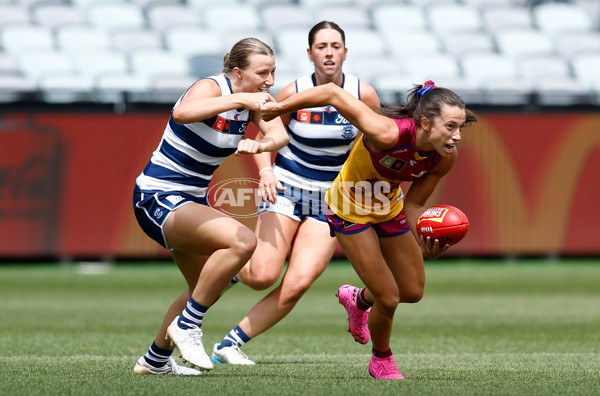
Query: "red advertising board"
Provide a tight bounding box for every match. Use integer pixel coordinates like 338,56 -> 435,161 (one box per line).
0,111 -> 599,258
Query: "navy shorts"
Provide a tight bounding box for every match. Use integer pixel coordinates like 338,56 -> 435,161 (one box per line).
133,186 -> 208,250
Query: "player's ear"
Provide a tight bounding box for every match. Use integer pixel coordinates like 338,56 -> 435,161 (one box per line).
233,67 -> 243,80
420,116 -> 431,131
307,47 -> 313,62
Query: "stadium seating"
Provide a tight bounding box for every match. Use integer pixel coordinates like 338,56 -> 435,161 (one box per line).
0,4 -> 31,27
86,2 -> 146,32
384,30 -> 442,57
532,2 -> 594,35
146,3 -> 203,32
202,4 -> 262,33
38,73 -> 96,103
494,27 -> 556,59
553,32 -> 600,58
1,25 -> 54,54
370,3 -> 428,33
72,51 -> 129,79
440,31 -> 496,57
32,4 -> 87,30
55,25 -> 112,53
0,0 -> 598,106
110,28 -> 164,53
189,54 -> 225,79
481,5 -> 535,33
315,5 -> 372,28
163,27 -> 224,57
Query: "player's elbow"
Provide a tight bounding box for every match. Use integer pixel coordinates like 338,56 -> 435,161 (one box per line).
171,108 -> 185,124
171,107 -> 192,124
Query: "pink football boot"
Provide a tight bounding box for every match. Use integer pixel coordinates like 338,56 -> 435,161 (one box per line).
336,284 -> 370,344
368,355 -> 405,380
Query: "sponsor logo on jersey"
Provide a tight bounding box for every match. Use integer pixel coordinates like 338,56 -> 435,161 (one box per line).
213,116 -> 229,132
297,110 -> 310,123
296,110 -> 324,124
379,155 -> 407,172
335,114 -> 350,124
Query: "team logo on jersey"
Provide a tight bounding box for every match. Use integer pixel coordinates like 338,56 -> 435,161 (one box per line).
379,155 -> 407,172
341,126 -> 355,139
325,105 -> 333,113
213,116 -> 229,133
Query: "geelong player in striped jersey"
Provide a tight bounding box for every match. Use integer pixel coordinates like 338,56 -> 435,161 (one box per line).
132,38 -> 288,375
211,22 -> 381,366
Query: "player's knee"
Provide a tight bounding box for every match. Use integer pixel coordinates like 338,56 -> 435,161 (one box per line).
377,292 -> 400,315
244,263 -> 279,290
247,273 -> 278,290
282,279 -> 311,302
400,289 -> 423,304
231,227 -> 257,260
400,280 -> 425,303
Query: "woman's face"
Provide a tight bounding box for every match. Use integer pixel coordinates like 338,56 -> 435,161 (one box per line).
424,104 -> 466,156
235,54 -> 276,93
308,28 -> 347,78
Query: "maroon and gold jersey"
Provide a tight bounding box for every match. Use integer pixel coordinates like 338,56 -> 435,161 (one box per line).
325,118 -> 441,224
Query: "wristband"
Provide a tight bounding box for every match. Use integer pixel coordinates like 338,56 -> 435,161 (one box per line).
258,167 -> 273,176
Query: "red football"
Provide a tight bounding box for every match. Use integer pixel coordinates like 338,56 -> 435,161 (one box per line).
416,205 -> 469,246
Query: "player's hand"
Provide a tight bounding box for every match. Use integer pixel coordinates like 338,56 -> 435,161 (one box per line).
240,93 -> 275,112
258,169 -> 285,203
235,139 -> 263,155
260,102 -> 281,121
419,235 -> 450,259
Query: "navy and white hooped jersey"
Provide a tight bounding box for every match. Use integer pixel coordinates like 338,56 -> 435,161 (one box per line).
273,73 -> 361,192
136,74 -> 250,199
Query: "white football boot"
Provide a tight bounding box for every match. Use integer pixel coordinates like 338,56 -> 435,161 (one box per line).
211,343 -> 255,365
133,356 -> 201,375
165,316 -> 214,370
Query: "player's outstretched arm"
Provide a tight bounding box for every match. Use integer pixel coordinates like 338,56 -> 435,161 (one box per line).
261,83 -> 398,151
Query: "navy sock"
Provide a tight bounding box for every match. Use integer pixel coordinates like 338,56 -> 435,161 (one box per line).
219,325 -> 251,349
178,296 -> 209,330
144,341 -> 173,368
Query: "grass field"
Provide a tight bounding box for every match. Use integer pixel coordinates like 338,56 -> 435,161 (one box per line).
1,259 -> 599,395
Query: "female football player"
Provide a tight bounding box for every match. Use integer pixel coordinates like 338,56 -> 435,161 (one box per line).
211,21 -> 381,367
260,80 -> 477,379
132,38 -> 288,375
